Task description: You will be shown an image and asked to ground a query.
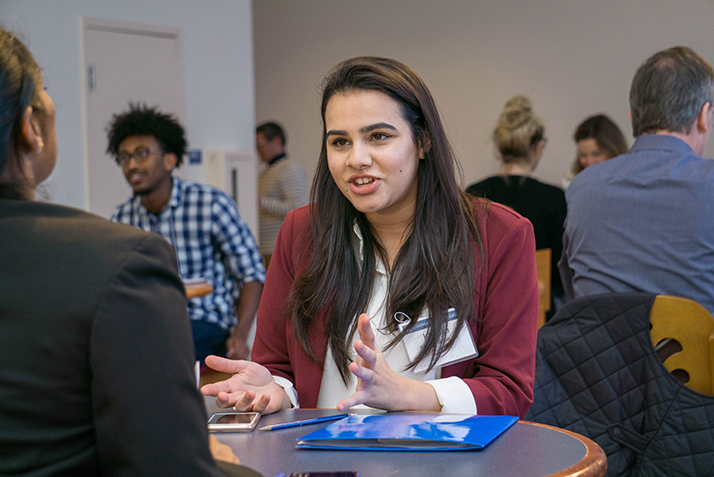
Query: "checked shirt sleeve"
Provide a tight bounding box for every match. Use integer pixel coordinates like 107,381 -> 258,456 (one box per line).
211,192 -> 266,287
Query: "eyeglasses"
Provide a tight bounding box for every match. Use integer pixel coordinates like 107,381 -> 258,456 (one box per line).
115,148 -> 164,166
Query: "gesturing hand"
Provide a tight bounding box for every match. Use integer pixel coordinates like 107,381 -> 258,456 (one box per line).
336,313 -> 442,412
200,355 -> 290,415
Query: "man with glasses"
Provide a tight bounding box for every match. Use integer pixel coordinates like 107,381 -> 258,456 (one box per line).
108,103 -> 265,363
559,46 -> 714,314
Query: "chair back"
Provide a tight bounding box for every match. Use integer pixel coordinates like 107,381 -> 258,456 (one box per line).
650,295 -> 714,395
527,293 -> 714,475
535,248 -> 551,328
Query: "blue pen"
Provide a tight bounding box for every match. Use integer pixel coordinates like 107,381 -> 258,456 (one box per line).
258,414 -> 350,431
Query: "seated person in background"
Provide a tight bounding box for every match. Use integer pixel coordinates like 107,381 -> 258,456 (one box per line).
256,121 -> 307,266
107,104 -> 265,362
0,27 -> 258,477
560,46 -> 714,314
561,114 -> 629,188
202,57 -> 539,418
466,95 -> 566,315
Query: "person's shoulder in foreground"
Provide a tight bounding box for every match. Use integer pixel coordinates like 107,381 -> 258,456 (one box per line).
0,202 -> 259,476
0,25 -> 259,476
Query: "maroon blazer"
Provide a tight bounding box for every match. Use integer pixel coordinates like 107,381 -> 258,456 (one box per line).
252,199 -> 538,417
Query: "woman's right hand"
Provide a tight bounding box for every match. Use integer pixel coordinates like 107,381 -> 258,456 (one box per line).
200,355 -> 290,415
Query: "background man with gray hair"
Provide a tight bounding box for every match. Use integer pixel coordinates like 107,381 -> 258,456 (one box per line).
559,46 -> 714,313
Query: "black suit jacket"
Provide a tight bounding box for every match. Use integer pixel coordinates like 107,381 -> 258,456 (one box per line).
0,200 -> 251,476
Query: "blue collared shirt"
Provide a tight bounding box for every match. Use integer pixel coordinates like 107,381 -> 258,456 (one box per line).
111,177 -> 266,331
559,134 -> 714,313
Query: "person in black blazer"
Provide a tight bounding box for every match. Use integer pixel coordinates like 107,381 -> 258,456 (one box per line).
0,27 -> 260,477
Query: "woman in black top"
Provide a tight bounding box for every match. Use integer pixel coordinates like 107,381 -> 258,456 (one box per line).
466,95 -> 566,316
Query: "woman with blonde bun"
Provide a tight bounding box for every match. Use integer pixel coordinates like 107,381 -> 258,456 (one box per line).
467,95 -> 566,318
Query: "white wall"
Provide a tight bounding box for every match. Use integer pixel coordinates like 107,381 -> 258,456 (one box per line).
1,0 -> 254,209
253,0 -> 714,188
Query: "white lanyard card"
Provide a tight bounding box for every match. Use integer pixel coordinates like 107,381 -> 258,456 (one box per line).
397,308 -> 478,375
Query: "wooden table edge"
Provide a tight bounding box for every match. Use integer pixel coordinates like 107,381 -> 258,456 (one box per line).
185,282 -> 213,299
521,421 -> 607,477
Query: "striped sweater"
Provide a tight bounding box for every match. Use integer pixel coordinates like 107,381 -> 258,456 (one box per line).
258,156 -> 307,254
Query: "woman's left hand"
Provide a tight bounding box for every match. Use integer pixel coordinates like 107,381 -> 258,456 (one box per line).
336,313 -> 442,412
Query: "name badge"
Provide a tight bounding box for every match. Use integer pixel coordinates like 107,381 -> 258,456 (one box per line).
397,308 -> 478,375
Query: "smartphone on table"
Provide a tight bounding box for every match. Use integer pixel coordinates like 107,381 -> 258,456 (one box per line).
207,412 -> 261,432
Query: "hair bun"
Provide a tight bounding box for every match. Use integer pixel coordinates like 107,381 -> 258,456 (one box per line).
493,95 -> 544,161
500,95 -> 533,130
503,95 -> 532,114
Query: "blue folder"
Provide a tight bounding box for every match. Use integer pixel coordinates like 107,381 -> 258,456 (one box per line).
296,413 -> 518,451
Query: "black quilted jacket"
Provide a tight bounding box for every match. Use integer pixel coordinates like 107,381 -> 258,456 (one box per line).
525,293 -> 714,476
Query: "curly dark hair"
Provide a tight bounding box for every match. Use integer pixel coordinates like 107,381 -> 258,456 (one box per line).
106,103 -> 187,167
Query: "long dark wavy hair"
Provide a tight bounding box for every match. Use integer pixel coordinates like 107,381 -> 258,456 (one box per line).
0,28 -> 43,200
289,57 -> 483,382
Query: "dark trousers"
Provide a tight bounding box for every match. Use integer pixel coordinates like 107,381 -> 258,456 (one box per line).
191,320 -> 228,364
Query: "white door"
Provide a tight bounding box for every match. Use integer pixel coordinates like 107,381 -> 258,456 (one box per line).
83,18 -> 184,218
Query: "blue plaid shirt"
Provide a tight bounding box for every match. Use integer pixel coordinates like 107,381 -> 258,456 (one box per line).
111,177 -> 266,331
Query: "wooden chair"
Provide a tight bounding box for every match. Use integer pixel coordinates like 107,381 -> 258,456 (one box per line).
527,293 -> 714,474
650,295 -> 714,395
535,248 -> 551,328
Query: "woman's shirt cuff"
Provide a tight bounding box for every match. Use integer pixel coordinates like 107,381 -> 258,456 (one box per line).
272,375 -> 300,408
425,376 -> 477,414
